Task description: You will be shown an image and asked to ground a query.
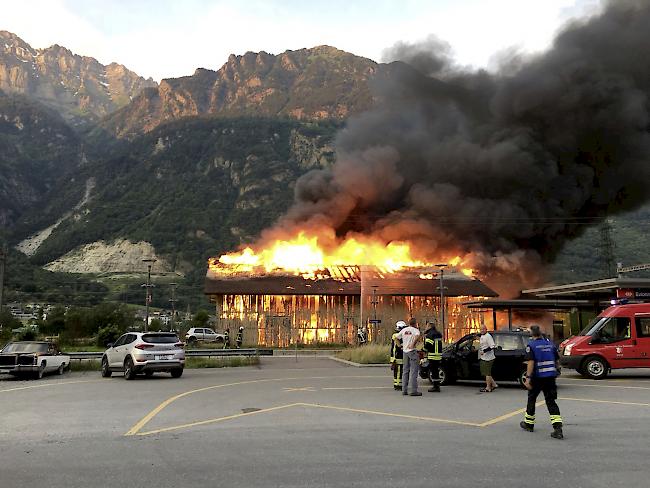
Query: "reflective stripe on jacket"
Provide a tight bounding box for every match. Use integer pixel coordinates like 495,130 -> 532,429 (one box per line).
528,338 -> 559,378
424,329 -> 443,360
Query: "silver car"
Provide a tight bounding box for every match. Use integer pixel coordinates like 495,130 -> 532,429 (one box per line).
101,332 -> 185,380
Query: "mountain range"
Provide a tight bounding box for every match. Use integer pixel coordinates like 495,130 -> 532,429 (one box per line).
0,30 -> 647,309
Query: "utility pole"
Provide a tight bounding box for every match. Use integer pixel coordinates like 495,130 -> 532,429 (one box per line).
169,282 -> 177,332
141,258 -> 156,332
436,264 -> 448,342
599,220 -> 616,277
0,243 -> 7,313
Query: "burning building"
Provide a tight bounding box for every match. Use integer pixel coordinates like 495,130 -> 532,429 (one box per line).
205,260 -> 497,347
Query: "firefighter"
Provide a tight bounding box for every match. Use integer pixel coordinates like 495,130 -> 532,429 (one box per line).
223,328 -> 230,349
357,326 -> 368,346
423,321 -> 443,392
236,326 -> 244,349
520,324 -> 564,440
390,321 -> 406,390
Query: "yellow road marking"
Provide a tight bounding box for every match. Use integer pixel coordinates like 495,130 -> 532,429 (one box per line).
559,396 -> 650,407
124,374 -> 385,436
558,382 -> 650,391
136,403 -> 302,436
479,401 -> 545,427
299,403 -> 482,427
0,379 -> 101,393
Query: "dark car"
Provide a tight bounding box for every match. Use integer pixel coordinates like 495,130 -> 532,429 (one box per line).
434,331 -> 531,387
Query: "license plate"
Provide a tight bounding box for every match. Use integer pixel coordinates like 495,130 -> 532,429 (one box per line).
155,355 -> 172,361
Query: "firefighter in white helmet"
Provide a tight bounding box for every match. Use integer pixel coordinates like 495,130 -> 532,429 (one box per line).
390,321 -> 407,390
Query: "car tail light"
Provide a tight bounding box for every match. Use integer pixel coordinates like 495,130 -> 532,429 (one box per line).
174,342 -> 185,348
135,343 -> 155,350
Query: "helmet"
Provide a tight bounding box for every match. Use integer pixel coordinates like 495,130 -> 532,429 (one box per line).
239,326 -> 244,331
395,320 -> 407,331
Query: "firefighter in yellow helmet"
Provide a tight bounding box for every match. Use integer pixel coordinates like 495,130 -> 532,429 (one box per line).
390,321 -> 406,390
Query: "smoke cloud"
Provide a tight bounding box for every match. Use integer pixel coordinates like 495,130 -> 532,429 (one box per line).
265,0 -> 650,294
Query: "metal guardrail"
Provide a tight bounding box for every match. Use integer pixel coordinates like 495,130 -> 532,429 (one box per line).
65,348 -> 273,360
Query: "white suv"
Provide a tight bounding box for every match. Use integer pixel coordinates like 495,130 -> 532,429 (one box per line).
185,328 -> 225,344
101,332 -> 185,380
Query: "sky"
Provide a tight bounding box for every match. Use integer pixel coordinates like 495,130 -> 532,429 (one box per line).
2,0 -> 603,81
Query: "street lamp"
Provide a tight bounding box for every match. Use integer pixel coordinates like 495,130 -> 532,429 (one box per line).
435,263 -> 448,342
141,258 -> 156,332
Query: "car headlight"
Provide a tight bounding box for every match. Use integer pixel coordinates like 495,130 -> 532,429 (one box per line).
563,344 -> 574,356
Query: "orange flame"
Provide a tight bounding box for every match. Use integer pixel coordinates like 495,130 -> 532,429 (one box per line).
210,231 -> 476,278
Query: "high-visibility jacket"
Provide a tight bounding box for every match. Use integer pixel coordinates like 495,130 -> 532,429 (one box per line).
424,328 -> 443,360
390,333 -> 403,364
526,337 -> 559,378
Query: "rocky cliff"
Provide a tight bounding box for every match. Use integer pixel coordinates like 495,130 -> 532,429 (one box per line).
0,30 -> 156,124
100,46 -> 379,138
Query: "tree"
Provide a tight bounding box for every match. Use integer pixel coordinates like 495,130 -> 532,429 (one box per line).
192,309 -> 210,328
41,305 -> 66,336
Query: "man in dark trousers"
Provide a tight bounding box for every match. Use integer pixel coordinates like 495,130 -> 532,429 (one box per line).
390,321 -> 406,390
423,321 -> 443,393
223,328 -> 230,349
521,325 -> 564,439
236,326 -> 244,349
395,317 -> 422,396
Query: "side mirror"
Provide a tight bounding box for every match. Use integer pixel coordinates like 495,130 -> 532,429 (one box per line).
106,343 -> 113,348
589,337 -> 601,345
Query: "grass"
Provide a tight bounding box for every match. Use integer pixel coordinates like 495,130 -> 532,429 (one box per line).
67,356 -> 260,371
185,356 -> 260,368
335,344 -> 390,364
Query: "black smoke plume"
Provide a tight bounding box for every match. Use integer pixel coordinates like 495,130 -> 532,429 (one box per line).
267,0 -> 650,293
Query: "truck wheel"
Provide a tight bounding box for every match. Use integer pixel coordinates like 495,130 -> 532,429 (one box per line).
124,357 -> 137,380
101,357 -> 112,378
583,356 -> 608,380
170,368 -> 183,378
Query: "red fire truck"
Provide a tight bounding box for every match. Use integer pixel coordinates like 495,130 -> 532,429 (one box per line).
559,303 -> 650,379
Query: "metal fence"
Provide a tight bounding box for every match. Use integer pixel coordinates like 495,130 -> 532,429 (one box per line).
65,348 -> 274,361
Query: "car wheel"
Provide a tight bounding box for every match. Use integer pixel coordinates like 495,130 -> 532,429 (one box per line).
124,357 -> 137,380
187,336 -> 197,345
517,369 -> 528,388
57,363 -> 65,375
582,356 -> 608,380
144,371 -> 154,377
101,357 -> 112,378
439,367 -> 455,386
170,368 -> 183,378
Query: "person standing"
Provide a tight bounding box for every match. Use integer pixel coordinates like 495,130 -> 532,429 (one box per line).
390,321 -> 406,390
223,328 -> 230,349
521,325 -> 564,440
479,325 -> 498,392
236,326 -> 244,349
396,317 -> 422,396
423,322 -> 443,393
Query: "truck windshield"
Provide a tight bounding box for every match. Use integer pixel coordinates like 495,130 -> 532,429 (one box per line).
578,317 -> 632,341
1,343 -> 48,353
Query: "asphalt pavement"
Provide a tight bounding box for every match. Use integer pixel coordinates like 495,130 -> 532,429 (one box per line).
1,358 -> 649,488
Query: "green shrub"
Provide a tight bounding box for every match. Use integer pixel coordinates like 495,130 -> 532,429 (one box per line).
16,328 -> 37,341
96,325 -> 121,347
185,356 -> 260,368
335,344 -> 390,364
69,360 -> 101,372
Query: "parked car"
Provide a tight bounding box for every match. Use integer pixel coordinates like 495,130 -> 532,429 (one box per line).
101,332 -> 185,380
0,341 -> 70,379
185,328 -> 225,344
434,331 -> 531,387
560,303 -> 650,379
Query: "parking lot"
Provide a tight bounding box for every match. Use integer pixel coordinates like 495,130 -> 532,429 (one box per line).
1,357 -> 649,488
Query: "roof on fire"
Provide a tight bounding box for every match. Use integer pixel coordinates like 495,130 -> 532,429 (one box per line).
204,266 -> 498,297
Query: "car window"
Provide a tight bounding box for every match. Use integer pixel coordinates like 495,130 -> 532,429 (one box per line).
636,317 -> 650,338
494,335 -> 523,351
143,333 -> 179,344
194,329 -> 203,334
112,335 -> 127,347
206,329 -> 215,334
598,317 -> 631,342
125,334 -> 137,344
457,336 -> 479,352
